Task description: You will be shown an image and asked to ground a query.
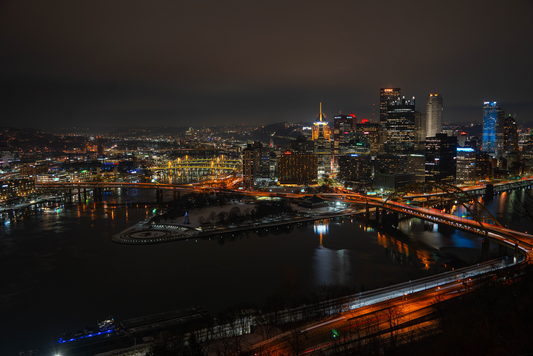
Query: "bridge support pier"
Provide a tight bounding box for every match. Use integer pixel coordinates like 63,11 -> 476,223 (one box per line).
375,207 -> 380,223
68,189 -> 72,202
83,188 -> 87,201
156,189 -> 163,203
77,189 -> 81,203
485,183 -> 494,200
481,238 -> 490,261
365,202 -> 370,222
499,243 -> 507,256
94,188 -> 102,202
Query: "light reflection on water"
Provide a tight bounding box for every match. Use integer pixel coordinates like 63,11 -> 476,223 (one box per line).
1,188 -> 527,354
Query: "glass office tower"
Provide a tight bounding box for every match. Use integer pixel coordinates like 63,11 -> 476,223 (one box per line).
482,101 -> 498,154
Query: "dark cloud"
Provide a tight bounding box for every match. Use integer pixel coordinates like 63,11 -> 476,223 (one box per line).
1,0 -> 532,129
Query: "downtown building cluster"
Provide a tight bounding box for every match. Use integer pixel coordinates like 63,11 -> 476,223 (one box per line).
243,88 -> 531,192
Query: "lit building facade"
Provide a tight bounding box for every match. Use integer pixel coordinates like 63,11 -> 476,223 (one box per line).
0,178 -> 36,200
355,121 -> 382,156
338,155 -> 371,186
476,151 -> 492,179
386,96 -> 416,154
426,93 -> 443,138
414,112 -> 426,150
380,87 -> 401,127
456,147 -> 476,184
277,152 -> 317,185
312,102 -> 331,141
482,101 -> 500,154
312,102 -> 332,178
496,114 -> 518,154
374,172 -> 416,191
333,113 -> 357,166
243,142 -> 274,187
425,133 -> 457,184
290,135 -> 315,154
407,154 -> 426,182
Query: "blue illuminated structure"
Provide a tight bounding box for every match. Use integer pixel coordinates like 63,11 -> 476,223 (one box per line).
58,329 -> 115,344
482,101 -> 498,154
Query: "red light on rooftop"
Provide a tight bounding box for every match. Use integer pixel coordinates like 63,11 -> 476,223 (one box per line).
360,118 -> 369,124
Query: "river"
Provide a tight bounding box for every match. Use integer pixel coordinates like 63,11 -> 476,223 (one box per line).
1,187 -> 531,354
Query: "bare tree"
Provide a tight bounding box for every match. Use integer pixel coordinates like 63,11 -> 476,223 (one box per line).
380,302 -> 404,351
513,189 -> 533,221
208,211 -> 217,225
197,216 -> 205,225
287,328 -> 306,356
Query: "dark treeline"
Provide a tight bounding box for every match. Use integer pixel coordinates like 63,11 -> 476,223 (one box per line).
385,262 -> 533,356
150,193 -> 297,226
141,282 -> 355,356
139,262 -> 533,356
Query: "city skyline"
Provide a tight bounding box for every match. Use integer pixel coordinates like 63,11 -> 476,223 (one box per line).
1,0 -> 532,129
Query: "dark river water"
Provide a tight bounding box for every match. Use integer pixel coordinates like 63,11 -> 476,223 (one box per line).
1,188 -> 531,354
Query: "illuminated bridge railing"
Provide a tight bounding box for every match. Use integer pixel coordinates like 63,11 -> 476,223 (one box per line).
35,182 -> 199,190
378,201 -> 533,249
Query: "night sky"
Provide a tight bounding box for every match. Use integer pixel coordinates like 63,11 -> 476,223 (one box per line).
1,0 -> 532,130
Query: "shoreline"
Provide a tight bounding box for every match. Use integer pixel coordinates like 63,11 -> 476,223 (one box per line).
111,208 -> 358,244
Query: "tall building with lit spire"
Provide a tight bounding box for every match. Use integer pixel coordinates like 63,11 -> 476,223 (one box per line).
312,102 -> 332,178
312,102 -> 331,140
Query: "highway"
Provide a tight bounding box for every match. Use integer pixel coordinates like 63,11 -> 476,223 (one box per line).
249,280 -> 469,355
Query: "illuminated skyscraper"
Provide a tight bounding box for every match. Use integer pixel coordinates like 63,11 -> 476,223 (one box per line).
503,115 -> 518,152
482,101 -> 499,154
426,93 -> 443,138
496,114 -> 518,154
385,96 -> 416,153
425,133 -> 457,184
380,88 -> 401,127
332,112 -> 357,167
312,103 -> 332,178
312,102 -> 331,140
456,147 -> 476,184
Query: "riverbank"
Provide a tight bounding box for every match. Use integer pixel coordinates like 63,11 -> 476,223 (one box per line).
112,202 -> 356,244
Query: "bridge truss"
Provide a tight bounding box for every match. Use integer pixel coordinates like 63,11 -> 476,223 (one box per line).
384,182 -> 502,236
